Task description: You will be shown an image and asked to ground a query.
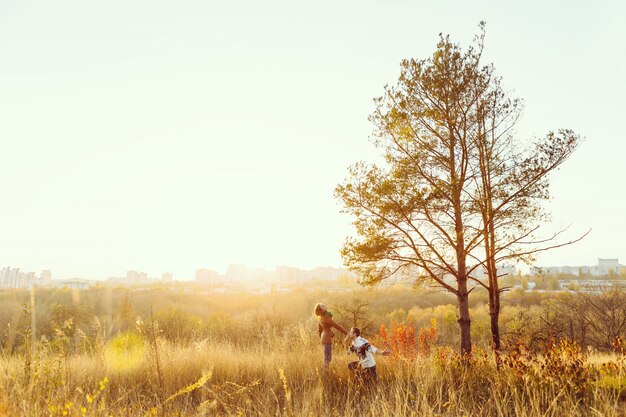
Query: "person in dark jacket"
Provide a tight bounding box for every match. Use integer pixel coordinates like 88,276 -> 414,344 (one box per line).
314,303 -> 347,367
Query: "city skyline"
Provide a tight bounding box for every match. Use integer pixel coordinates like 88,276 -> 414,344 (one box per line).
2,256 -> 624,283
1,0 -> 624,280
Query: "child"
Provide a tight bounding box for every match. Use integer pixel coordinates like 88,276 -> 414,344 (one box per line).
345,327 -> 392,382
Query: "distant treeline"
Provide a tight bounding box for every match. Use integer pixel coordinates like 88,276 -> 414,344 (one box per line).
1,284 -> 624,355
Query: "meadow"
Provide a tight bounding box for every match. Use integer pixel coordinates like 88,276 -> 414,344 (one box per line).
0,283 -> 625,416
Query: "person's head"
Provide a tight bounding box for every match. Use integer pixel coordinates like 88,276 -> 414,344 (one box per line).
348,327 -> 361,340
313,303 -> 328,317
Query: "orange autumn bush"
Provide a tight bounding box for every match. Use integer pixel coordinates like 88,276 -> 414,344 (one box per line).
375,319 -> 438,360
418,319 -> 438,354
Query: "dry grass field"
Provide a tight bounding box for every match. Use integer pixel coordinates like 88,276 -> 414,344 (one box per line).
1,335 -> 625,417
0,286 -> 625,416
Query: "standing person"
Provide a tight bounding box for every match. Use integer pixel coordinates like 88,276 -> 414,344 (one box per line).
314,303 -> 347,367
345,327 -> 392,382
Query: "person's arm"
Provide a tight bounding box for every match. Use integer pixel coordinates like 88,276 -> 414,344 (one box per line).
343,334 -> 350,347
318,322 -> 323,336
370,343 -> 392,356
331,320 -> 348,335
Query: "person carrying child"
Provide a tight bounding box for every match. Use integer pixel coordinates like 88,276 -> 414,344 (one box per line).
314,303 -> 348,367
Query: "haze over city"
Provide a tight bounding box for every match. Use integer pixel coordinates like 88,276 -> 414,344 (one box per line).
1,0 -> 624,280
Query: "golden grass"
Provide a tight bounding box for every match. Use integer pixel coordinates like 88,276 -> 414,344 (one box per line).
1,337 -> 625,417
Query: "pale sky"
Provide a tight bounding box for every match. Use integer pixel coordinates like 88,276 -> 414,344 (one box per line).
1,0 -> 624,279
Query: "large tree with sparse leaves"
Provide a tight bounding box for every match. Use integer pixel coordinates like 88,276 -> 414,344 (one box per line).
336,23 -> 583,356
465,28 -> 584,354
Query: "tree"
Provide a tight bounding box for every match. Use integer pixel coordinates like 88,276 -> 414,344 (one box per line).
435,23 -> 584,354
336,23 -> 585,356
336,30 -> 490,355
558,289 -> 626,350
334,298 -> 373,335
472,123 -> 583,350
520,276 -> 529,291
403,23 -> 589,356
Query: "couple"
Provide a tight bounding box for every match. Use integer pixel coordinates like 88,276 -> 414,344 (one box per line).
314,303 -> 391,382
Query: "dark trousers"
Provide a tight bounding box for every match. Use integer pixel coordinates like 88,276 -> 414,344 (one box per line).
323,343 -> 332,366
348,361 -> 378,382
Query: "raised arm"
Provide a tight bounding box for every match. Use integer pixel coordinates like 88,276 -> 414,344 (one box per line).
331,320 -> 348,335
369,341 -> 392,356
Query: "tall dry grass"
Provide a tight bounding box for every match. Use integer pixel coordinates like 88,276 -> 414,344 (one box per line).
1,334 -> 625,417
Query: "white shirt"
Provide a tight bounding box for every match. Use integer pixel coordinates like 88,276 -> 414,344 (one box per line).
350,336 -> 380,368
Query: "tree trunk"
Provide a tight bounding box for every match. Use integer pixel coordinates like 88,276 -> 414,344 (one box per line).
581,323 -> 587,347
457,280 -> 472,356
488,288 -> 502,367
488,261 -> 501,352
489,301 -> 501,350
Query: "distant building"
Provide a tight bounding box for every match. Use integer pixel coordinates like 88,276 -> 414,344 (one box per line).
19,272 -> 36,287
161,272 -> 173,283
558,279 -> 617,293
275,266 -> 301,282
225,264 -> 251,282
127,270 -> 149,282
498,264 -> 517,277
0,267 -> 20,288
546,266 -> 561,275
531,258 -> 624,278
40,270 -> 52,282
196,268 -> 220,284
513,281 -> 537,290
57,278 -> 92,289
592,258 -> 620,276
0,267 -> 40,288
560,266 -> 578,275
469,264 -> 517,280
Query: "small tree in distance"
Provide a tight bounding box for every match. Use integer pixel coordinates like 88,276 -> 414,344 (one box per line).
334,298 -> 373,335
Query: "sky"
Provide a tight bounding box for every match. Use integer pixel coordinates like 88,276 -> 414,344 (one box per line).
0,0 -> 624,280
